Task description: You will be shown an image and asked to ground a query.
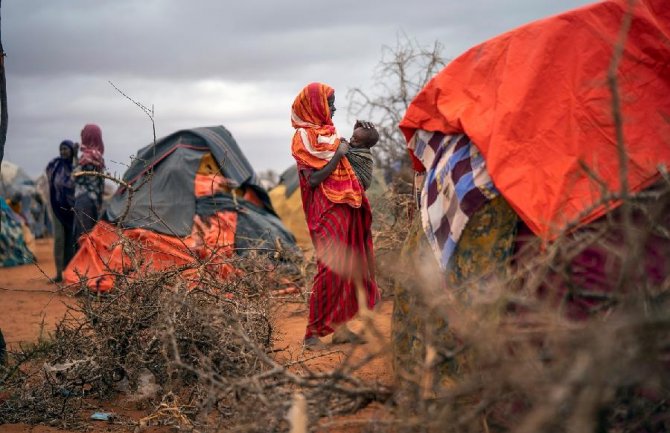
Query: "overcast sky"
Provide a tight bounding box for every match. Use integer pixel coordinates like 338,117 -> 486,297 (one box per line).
4,0 -> 593,179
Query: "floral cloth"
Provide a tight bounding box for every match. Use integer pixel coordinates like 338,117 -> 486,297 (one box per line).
1,199 -> 35,267
73,163 -> 104,206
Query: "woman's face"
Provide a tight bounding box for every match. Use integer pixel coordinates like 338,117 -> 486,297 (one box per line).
59,144 -> 73,159
327,93 -> 336,118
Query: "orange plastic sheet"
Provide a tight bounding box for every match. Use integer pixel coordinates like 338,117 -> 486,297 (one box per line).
400,0 -> 670,239
64,212 -> 237,293
194,173 -> 264,207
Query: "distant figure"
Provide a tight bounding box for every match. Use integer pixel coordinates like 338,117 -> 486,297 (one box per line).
72,124 -> 105,248
46,139 -> 76,282
291,82 -> 380,350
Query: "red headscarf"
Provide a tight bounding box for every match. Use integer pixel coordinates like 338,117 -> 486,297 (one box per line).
291,83 -> 362,207
79,124 -> 105,169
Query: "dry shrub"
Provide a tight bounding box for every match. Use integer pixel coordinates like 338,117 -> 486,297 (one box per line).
370,187 -> 416,297
0,227 -> 390,432
385,179 -> 670,433
2,178 -> 667,433
0,247 -> 275,427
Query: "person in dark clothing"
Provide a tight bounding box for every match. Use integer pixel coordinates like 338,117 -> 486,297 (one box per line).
46,139 -> 77,282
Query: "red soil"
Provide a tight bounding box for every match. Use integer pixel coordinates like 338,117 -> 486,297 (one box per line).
0,238 -> 393,432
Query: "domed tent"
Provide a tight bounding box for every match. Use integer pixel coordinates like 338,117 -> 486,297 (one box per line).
1,160 -> 47,239
1,160 -> 34,198
64,125 -> 299,292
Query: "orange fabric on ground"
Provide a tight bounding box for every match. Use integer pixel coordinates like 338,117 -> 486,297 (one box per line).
64,212 -> 237,292
291,82 -> 363,207
400,0 -> 670,239
194,173 -> 264,208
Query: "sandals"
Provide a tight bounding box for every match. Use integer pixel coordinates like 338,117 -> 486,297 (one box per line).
331,327 -> 366,345
303,336 -> 328,351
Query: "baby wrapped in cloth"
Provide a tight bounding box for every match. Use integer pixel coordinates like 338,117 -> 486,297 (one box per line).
346,126 -> 379,190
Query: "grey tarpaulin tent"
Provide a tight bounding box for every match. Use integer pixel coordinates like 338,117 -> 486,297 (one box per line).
104,125 -> 296,251
64,125 -> 300,292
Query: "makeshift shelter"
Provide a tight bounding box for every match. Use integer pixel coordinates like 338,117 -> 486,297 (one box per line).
0,197 -> 35,267
400,0 -> 670,241
1,161 -> 47,238
395,0 -> 670,387
64,126 -> 299,292
0,161 -> 34,198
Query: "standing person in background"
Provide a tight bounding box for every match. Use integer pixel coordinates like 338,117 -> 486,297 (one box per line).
291,82 -> 380,350
72,124 -> 105,248
45,139 -> 76,282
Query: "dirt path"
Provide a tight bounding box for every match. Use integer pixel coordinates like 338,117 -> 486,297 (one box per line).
0,239 -> 72,347
0,238 -> 393,432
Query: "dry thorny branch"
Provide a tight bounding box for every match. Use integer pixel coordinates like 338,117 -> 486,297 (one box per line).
0,229 -> 389,431
348,35 -> 447,186
3,174 -> 667,432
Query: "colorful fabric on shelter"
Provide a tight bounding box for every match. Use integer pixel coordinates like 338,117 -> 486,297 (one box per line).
0,198 -> 35,267
447,196 -> 519,288
409,130 -> 499,268
511,184 -> 670,320
291,83 -> 363,207
298,165 -> 379,338
400,0 -> 670,239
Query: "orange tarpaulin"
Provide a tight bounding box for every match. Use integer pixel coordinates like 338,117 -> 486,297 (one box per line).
63,213 -> 237,292
400,0 -> 670,239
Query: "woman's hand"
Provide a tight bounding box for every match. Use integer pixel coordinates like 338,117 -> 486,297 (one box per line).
308,139 -> 349,188
354,120 -> 375,129
336,138 -> 350,156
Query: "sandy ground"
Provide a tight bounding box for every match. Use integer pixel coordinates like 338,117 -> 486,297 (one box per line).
0,239 -> 71,347
0,238 -> 393,432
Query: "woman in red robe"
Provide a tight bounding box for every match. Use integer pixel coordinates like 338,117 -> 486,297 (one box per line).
291,82 -> 380,349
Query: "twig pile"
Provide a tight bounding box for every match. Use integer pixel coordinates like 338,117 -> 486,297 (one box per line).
0,235 -> 390,431
387,180 -> 670,433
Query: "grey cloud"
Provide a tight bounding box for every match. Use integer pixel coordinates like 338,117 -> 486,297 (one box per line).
4,0 -> 593,177
6,0 -> 591,80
